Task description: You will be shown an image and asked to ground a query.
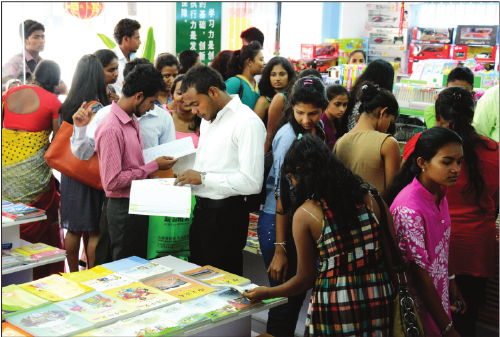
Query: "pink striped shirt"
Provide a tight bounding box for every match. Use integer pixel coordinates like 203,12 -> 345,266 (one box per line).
95,101 -> 159,198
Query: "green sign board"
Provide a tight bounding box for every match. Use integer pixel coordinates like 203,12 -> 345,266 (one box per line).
176,2 -> 222,65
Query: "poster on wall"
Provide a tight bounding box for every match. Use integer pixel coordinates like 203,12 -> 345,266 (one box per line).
176,2 -> 222,65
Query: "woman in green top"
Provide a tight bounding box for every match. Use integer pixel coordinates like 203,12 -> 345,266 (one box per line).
225,41 -> 265,110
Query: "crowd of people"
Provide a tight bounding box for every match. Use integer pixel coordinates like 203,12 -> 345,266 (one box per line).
2,18 -> 499,337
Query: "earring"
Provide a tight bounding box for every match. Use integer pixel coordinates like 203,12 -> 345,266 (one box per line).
422,168 -> 426,172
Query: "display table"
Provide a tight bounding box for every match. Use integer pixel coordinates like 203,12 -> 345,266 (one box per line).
151,256 -> 288,337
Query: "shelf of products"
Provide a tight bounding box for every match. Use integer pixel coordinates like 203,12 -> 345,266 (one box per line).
2,215 -> 47,228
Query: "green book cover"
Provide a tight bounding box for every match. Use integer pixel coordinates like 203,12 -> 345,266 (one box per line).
2,284 -> 50,313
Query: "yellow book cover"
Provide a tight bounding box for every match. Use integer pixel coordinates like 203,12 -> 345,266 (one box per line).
144,274 -> 215,302
19,275 -> 94,302
181,266 -> 251,286
60,266 -> 113,284
13,243 -> 58,257
102,282 -> 179,311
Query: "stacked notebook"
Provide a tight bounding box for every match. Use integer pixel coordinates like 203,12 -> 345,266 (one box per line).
2,250 -> 36,269
13,243 -> 65,262
145,274 -> 215,302
2,285 -> 51,318
2,203 -> 45,221
116,262 -> 173,282
181,266 -> 251,287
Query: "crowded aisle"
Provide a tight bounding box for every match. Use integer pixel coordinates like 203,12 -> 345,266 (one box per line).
2,2 -> 499,337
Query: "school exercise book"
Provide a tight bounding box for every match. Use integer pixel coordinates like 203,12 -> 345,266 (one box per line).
144,274 -> 215,302
60,266 -> 114,284
181,293 -> 239,322
13,243 -> 65,262
80,272 -> 136,292
53,291 -> 137,328
116,262 -> 173,282
19,275 -> 94,302
99,256 -> 150,273
181,265 -> 251,287
2,321 -> 33,336
2,285 -> 51,316
102,282 -> 179,313
207,287 -> 263,312
6,304 -> 95,336
2,250 -> 36,269
150,303 -> 210,330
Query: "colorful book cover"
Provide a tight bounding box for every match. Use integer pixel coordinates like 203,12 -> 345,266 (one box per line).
151,303 -> 210,329
181,266 -> 251,287
117,262 -> 173,282
2,250 -> 36,268
144,274 -> 215,302
60,266 -> 114,284
2,285 -> 51,313
6,304 -> 95,336
207,288 -> 262,312
120,311 -> 181,336
102,282 -> 179,312
13,243 -> 65,260
54,291 -> 137,327
2,204 -> 44,219
100,256 -> 150,273
19,275 -> 94,302
2,200 -> 14,207
73,321 -> 131,336
81,273 -> 136,292
2,322 -> 33,336
182,294 -> 239,322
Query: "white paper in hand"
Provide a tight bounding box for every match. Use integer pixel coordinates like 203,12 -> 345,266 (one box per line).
142,137 -> 196,164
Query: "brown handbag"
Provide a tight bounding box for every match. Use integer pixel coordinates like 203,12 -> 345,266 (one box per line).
44,102 -> 103,190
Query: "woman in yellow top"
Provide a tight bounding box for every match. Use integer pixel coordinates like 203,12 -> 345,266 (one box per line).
225,41 -> 265,110
2,60 -> 64,279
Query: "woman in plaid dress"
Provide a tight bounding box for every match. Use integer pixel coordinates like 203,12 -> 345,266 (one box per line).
245,134 -> 396,336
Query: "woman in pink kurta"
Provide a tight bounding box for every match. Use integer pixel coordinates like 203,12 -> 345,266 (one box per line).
384,127 -> 466,337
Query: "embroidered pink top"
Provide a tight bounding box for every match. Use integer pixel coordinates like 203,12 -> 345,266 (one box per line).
390,177 -> 452,336
94,101 -> 159,198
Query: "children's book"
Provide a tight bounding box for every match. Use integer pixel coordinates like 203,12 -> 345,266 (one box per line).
207,287 -> 263,312
181,293 -> 239,322
181,266 -> 251,287
100,256 -> 150,273
2,204 -> 45,220
13,243 -> 65,262
2,285 -> 51,316
144,274 -> 215,302
120,311 -> 182,336
102,282 -> 179,313
2,200 -> 14,207
53,291 -> 137,328
2,322 -> 33,336
150,303 -> 210,329
2,250 -> 36,269
73,321 -> 131,336
60,266 -> 114,284
81,273 -> 136,292
19,275 -> 94,302
117,262 -> 173,282
6,304 -> 95,336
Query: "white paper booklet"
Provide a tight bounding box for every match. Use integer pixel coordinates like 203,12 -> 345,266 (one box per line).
117,262 -> 173,282
129,178 -> 192,218
142,137 -> 196,164
81,273 -> 136,292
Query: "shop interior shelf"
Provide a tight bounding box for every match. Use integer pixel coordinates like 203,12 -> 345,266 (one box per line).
2,255 -> 66,275
2,215 -> 47,227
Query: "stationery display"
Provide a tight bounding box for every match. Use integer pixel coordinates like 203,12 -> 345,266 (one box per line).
116,262 -> 173,282
19,275 -> 94,302
129,178 -> 192,218
181,266 -> 251,287
13,243 -> 65,262
144,274 -> 215,302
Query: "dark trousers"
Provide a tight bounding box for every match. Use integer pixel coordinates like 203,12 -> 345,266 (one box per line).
257,211 -> 308,337
106,197 -> 149,261
189,198 -> 249,276
94,197 -> 113,265
452,275 -> 489,337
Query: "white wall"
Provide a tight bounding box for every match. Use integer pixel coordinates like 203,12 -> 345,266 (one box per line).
339,2 -> 368,39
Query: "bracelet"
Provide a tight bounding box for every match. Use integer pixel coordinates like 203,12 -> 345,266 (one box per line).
274,242 -> 287,253
448,274 -> 456,280
441,321 -> 453,336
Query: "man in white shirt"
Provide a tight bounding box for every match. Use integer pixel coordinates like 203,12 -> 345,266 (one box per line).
175,65 -> 266,276
110,18 -> 141,96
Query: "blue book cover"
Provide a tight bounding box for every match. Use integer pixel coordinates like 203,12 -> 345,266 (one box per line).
2,200 -> 13,207
2,203 -> 42,215
6,303 -> 95,336
100,256 -> 149,273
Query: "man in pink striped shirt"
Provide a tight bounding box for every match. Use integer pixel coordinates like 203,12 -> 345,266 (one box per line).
91,64 -> 176,260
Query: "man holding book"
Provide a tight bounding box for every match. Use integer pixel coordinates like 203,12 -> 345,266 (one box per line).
175,65 -> 266,276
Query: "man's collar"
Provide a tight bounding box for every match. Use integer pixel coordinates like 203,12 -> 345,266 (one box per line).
113,45 -> 136,61
111,101 -> 135,124
22,50 -> 41,62
212,95 -> 241,123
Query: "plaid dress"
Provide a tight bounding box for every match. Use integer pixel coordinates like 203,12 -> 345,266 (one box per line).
304,200 -> 393,337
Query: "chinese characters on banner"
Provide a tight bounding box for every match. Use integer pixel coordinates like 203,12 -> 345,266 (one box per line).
176,2 -> 221,65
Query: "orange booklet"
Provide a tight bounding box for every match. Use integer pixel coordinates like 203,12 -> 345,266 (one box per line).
2,322 -> 33,336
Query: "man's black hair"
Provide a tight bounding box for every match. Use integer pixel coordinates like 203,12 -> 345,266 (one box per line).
19,20 -> 44,41
123,57 -> 151,78
122,64 -> 165,98
447,66 -> 474,87
240,27 -> 264,46
178,50 -> 199,74
180,65 -> 226,95
113,18 -> 141,45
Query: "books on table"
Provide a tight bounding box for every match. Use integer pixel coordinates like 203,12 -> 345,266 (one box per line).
116,262 -> 173,282
102,282 -> 179,313
181,292 -> 239,322
2,322 -> 33,336
81,273 -> 136,292
19,275 -> 94,302
2,285 -> 51,316
2,250 -> 36,269
2,203 -> 45,221
144,274 -> 215,302
5,304 -> 95,336
13,243 -> 65,262
150,303 -> 210,330
207,287 -> 263,312
100,256 -> 149,273
53,291 -> 137,328
181,266 -> 251,287
129,178 -> 192,218
60,266 -> 114,284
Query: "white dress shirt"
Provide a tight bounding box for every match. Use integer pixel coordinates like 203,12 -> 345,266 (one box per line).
192,95 -> 266,200
70,104 -> 175,160
109,45 -> 136,96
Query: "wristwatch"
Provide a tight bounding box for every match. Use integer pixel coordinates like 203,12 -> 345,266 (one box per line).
200,172 -> 207,186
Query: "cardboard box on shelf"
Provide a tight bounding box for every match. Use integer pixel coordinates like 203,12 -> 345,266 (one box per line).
455,25 -> 499,46
411,27 -> 454,44
367,28 -> 409,51
452,45 -> 498,64
300,43 -> 339,60
323,38 -> 368,65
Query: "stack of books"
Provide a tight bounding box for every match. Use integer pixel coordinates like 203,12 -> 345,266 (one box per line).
2,250 -> 36,269
247,213 -> 261,253
12,243 -> 66,263
2,201 -> 45,222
